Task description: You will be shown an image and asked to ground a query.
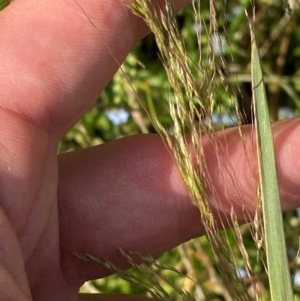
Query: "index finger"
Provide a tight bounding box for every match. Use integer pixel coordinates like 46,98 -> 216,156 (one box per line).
0,0 -> 190,139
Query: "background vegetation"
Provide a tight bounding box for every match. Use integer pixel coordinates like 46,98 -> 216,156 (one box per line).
2,0 -> 300,299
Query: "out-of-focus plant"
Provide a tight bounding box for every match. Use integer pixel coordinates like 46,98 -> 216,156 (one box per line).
0,0 -> 9,8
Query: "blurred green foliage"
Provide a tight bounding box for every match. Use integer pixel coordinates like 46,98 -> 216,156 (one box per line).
0,0 -> 9,9
59,0 -> 300,154
1,0 -> 300,299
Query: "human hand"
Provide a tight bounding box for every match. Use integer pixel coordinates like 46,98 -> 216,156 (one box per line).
1,1 -> 300,301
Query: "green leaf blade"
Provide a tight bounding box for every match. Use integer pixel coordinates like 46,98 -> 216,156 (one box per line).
251,27 -> 294,301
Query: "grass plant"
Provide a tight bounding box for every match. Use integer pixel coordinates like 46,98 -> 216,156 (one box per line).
70,0 -> 297,299
126,0 -> 294,299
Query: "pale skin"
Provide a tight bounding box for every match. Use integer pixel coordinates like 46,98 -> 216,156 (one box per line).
1,0 -> 300,300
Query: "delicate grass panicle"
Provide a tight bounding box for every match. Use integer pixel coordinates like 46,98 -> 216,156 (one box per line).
77,0 -> 295,299
128,0 -> 254,299
128,0 -> 293,299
